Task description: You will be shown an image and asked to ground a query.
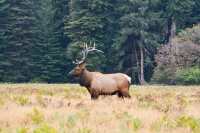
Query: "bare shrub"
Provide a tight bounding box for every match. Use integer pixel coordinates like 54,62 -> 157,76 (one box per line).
152,24 -> 200,84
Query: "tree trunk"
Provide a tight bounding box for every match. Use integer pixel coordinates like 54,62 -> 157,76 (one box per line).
168,17 -> 177,65
139,46 -> 146,85
134,46 -> 141,84
130,43 -> 135,83
70,0 -> 74,16
167,17 -> 176,46
167,17 -> 177,84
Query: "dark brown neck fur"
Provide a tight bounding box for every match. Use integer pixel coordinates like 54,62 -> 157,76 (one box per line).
79,68 -> 93,88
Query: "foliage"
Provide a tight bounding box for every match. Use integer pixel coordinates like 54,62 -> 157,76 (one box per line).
178,24 -> 200,45
176,67 -> 200,85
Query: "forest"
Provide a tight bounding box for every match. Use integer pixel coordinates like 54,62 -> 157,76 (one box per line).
0,0 -> 200,84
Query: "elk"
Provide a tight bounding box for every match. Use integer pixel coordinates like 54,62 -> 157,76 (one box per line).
69,42 -> 131,99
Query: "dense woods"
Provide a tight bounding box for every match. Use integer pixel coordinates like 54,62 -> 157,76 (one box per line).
0,0 -> 200,84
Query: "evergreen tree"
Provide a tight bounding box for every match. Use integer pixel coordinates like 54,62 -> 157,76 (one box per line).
0,0 -> 68,82
115,0 -> 161,84
160,0 -> 194,45
33,0 -> 68,82
0,0 -> 10,81
0,0 -> 40,82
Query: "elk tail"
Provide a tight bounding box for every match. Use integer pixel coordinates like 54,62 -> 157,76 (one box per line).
123,74 -> 131,84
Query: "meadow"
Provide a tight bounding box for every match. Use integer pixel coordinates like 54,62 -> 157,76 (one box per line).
0,84 -> 199,133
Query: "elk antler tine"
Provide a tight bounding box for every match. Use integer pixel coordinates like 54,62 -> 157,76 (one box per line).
94,42 -> 96,49
75,59 -> 79,64
81,50 -> 86,61
96,49 -> 104,53
72,41 -> 103,64
83,42 -> 85,49
73,59 -> 79,65
85,42 -> 88,50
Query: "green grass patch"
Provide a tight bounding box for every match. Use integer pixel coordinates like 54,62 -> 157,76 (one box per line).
27,108 -> 44,124
13,95 -> 30,106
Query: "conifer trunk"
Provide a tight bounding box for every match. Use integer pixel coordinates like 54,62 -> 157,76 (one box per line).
139,46 -> 146,85
168,17 -> 176,46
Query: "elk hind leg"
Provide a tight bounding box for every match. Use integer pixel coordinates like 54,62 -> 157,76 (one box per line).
117,91 -> 123,98
119,90 -> 131,98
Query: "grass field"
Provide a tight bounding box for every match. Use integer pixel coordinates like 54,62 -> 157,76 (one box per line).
0,84 -> 199,133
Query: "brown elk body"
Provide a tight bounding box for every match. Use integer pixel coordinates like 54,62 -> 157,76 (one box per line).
69,43 -> 131,99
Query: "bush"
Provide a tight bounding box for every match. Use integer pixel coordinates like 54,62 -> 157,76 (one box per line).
176,67 -> 200,85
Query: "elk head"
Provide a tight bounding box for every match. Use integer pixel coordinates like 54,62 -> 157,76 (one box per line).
68,42 -> 103,77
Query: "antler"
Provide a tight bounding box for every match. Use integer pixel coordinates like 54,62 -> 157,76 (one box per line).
73,42 -> 103,65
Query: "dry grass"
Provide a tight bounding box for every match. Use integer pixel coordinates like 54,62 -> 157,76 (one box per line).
0,84 -> 200,133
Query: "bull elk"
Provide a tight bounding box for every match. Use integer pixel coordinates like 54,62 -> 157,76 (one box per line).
69,42 -> 131,99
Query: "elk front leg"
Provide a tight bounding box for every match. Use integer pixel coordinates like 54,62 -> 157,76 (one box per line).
90,90 -> 99,100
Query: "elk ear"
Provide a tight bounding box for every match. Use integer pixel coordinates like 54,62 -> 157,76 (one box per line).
79,61 -> 86,69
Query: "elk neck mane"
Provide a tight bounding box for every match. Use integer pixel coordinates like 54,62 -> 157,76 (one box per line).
79,68 -> 93,88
